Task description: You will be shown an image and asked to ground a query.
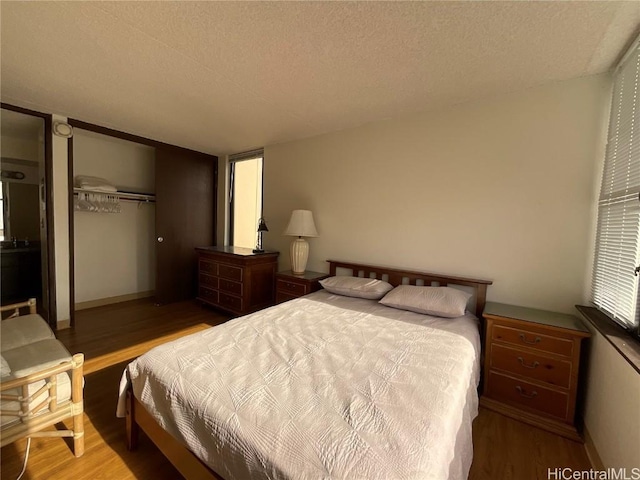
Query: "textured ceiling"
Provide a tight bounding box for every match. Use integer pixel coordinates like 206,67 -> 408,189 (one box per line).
1,1 -> 639,155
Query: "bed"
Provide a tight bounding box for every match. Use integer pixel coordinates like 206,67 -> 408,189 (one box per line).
117,260 -> 492,479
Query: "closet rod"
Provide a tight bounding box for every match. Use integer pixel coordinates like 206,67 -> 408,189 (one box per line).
73,188 -> 155,203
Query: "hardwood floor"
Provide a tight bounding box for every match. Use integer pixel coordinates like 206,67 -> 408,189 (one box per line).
0,298 -> 592,479
469,408 -> 591,480
1,299 -> 228,480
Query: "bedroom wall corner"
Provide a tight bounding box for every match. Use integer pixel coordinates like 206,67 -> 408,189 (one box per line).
263,73 -> 611,315
581,326 -> 640,470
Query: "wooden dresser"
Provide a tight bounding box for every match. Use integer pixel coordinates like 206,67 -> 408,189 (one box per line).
481,302 -> 590,441
196,246 -> 278,316
275,270 -> 330,304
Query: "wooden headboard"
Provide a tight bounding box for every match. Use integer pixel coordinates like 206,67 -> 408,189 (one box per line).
327,260 -> 493,318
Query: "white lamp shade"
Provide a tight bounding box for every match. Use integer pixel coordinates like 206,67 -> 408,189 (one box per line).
283,210 -> 318,237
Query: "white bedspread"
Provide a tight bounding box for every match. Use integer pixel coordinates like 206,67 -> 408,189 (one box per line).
117,291 -> 481,480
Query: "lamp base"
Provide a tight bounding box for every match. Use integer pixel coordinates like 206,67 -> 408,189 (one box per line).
252,249 -> 265,254
290,237 -> 309,275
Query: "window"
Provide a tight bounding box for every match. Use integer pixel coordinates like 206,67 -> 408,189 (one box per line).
591,38 -> 640,339
228,149 -> 263,249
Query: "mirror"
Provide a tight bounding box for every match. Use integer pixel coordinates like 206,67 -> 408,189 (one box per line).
0,109 -> 46,308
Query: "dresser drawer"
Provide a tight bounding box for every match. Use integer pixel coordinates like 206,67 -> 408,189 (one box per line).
199,273 -> 218,289
219,278 -> 242,296
277,279 -> 307,296
219,292 -> 243,312
490,344 -> 571,388
487,371 -> 569,420
198,286 -> 218,304
199,259 -> 217,276
492,325 -> 573,357
218,264 -> 243,282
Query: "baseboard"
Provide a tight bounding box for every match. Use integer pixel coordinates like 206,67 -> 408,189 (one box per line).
583,425 -> 605,470
75,291 -> 155,311
57,318 -> 71,330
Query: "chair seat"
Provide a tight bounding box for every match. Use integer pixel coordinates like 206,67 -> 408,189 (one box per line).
2,339 -> 72,379
1,314 -> 55,351
1,339 -> 73,427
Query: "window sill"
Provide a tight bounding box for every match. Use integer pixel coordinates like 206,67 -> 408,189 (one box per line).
575,305 -> 640,375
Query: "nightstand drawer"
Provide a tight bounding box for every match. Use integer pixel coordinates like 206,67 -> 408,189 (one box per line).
219,292 -> 243,312
199,273 -> 218,289
487,371 -> 569,420
492,325 -> 573,357
198,286 -> 218,304
219,278 -> 242,296
276,292 -> 298,304
490,344 -> 571,388
277,279 -> 307,296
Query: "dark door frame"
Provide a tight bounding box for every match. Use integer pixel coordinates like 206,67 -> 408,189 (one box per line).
1,102 -> 57,328
66,118 -> 218,326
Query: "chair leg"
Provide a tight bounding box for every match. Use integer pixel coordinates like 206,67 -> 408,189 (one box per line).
73,419 -> 85,457
71,353 -> 85,457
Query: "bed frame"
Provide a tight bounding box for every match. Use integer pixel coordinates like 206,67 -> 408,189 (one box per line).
126,260 -> 492,480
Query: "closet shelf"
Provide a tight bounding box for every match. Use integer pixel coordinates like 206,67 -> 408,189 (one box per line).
73,188 -> 155,203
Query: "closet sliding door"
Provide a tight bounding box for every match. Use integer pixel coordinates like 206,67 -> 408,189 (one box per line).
155,147 -> 217,305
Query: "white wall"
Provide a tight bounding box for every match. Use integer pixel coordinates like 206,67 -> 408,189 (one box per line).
51,114 -> 71,325
1,136 -> 40,163
582,326 -> 640,470
264,74 -> 610,314
73,129 -> 156,303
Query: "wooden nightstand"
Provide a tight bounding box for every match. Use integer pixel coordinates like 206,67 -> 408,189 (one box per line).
275,270 -> 329,304
480,302 -> 590,441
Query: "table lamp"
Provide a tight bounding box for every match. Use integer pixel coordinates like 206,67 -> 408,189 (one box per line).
252,218 -> 269,253
283,210 -> 318,274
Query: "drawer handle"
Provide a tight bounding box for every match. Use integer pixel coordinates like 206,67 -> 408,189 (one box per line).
517,357 -> 540,369
515,386 -> 538,399
519,333 -> 541,345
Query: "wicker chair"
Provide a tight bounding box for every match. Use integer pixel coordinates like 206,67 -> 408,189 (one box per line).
0,298 -> 85,457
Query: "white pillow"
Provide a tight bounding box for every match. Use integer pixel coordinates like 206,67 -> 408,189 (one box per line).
75,175 -> 117,192
379,285 -> 471,318
319,276 -> 394,300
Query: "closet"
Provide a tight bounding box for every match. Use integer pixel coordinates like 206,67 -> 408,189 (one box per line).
70,122 -> 217,320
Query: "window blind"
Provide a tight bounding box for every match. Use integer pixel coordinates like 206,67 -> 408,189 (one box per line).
229,148 -> 264,163
592,38 -> 640,333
